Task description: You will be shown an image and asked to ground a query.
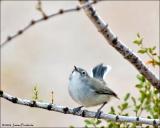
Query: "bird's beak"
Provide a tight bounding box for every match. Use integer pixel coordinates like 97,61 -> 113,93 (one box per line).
74,66 -> 78,71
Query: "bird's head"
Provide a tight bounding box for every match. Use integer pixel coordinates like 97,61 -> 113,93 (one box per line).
69,66 -> 89,81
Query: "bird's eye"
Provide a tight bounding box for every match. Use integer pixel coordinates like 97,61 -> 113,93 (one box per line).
82,71 -> 86,75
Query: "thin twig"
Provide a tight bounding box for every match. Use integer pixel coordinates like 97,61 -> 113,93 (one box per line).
51,91 -> 54,104
1,0 -> 100,48
0,90 -> 159,126
36,0 -> 47,18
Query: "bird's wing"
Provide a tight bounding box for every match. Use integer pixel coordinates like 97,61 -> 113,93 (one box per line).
92,63 -> 111,80
86,78 -> 119,99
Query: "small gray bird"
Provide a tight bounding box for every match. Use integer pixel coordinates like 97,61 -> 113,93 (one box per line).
68,63 -> 119,118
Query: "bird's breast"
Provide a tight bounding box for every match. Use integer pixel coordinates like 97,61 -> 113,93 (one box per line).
68,78 -> 86,104
69,78 -> 111,107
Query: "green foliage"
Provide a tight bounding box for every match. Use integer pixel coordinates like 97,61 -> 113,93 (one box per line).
69,125 -> 75,128
32,85 -> 40,101
133,33 -> 160,67
133,33 -> 143,46
81,34 -> 160,128
32,85 -> 55,104
84,119 -> 102,128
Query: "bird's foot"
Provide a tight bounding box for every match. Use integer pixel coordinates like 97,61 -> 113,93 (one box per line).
73,106 -> 83,114
95,110 -> 102,119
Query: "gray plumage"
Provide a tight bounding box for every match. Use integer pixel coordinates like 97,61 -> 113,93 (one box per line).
68,64 -> 119,107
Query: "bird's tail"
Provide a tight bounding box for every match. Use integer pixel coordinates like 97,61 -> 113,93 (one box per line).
92,63 -> 111,80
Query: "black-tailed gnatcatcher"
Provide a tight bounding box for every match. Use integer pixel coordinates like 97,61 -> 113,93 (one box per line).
68,63 -> 119,118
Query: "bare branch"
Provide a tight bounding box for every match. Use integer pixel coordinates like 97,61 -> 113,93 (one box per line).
0,90 -> 159,126
79,0 -> 160,90
1,0 -> 100,48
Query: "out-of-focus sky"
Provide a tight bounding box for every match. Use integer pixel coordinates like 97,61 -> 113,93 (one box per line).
1,1 -> 159,127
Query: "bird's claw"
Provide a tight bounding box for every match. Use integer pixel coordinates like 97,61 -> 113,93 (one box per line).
73,106 -> 83,114
95,111 -> 102,119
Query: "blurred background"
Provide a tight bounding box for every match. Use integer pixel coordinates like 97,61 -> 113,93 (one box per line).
1,1 -> 159,127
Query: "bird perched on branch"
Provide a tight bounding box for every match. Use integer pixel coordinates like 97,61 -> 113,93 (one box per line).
68,63 -> 119,118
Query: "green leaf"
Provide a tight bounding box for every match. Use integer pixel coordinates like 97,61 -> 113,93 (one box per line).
140,90 -> 146,102
152,46 -> 156,50
137,32 -> 140,38
69,125 -> 75,128
153,114 -> 158,119
153,89 -> 159,94
108,123 -> 114,128
152,53 -> 157,56
136,74 -> 145,82
95,119 -> 101,125
121,102 -> 128,110
124,93 -> 130,101
131,96 -> 136,106
135,104 -> 141,110
148,47 -> 156,55
32,85 -> 40,101
131,123 -> 137,128
148,48 -> 153,54
122,113 -> 129,116
133,39 -> 142,45
136,84 -> 143,88
147,115 -> 151,119
110,106 -> 115,114
155,60 -> 160,66
84,125 -> 89,128
138,49 -> 147,54
84,119 -> 92,125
